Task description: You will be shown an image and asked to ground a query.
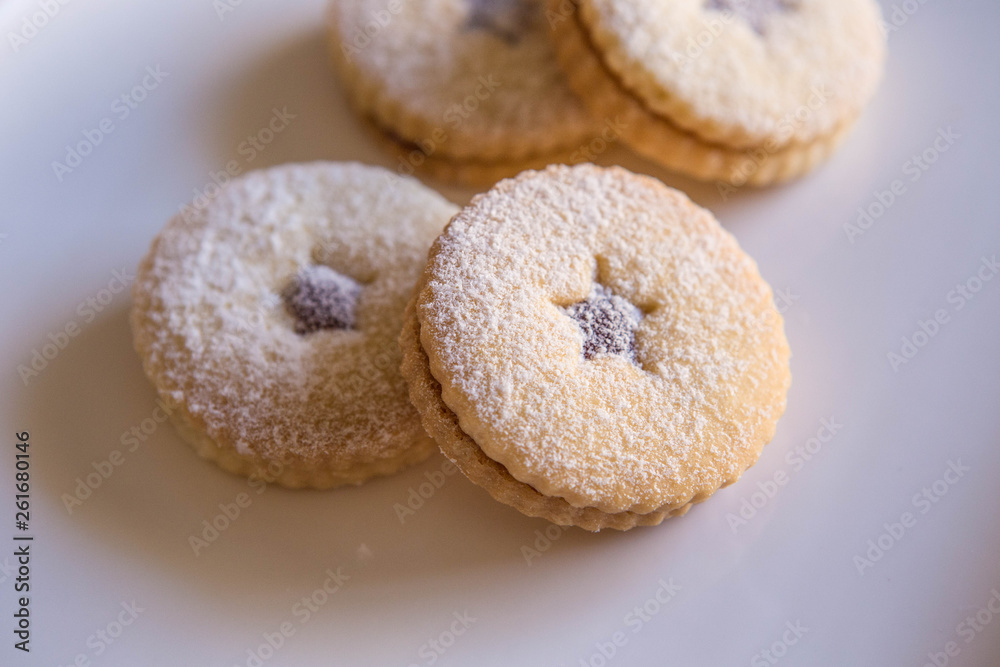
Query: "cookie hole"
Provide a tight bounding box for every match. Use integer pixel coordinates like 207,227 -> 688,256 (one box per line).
282,265 -> 363,335
704,0 -> 798,35
593,254 -> 657,315
463,0 -> 535,44
561,283 -> 643,365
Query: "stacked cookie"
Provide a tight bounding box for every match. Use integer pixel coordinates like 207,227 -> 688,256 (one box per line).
549,0 -> 886,188
401,164 -> 790,530
132,162 -> 790,531
327,0 -> 886,187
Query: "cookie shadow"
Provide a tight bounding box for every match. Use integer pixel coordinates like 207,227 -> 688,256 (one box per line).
23,304 -> 660,615
201,26 -> 478,205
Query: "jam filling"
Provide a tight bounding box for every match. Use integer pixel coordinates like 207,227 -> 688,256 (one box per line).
564,284 -> 642,363
282,265 -> 362,334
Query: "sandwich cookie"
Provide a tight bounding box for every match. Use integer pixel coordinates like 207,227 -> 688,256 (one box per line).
547,0 -> 886,187
401,164 -> 791,530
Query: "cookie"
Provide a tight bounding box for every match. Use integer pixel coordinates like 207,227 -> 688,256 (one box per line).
327,0 -> 598,184
131,162 -> 459,488
547,0 -> 885,186
400,164 -> 791,530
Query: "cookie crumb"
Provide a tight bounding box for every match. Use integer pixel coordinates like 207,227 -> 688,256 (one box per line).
563,284 -> 642,362
283,265 -> 363,334
705,0 -> 798,34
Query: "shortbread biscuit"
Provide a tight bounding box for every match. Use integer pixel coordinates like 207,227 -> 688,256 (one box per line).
548,0 -> 885,184
401,164 -> 791,530
327,0 -> 597,182
131,162 -> 459,488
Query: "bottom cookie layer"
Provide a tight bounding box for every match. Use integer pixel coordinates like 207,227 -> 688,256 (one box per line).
364,115 -> 585,188
549,1 -> 852,187
169,401 -> 437,490
400,290 -> 693,532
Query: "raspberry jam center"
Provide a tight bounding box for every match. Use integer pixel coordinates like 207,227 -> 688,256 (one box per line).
282,265 -> 362,334
563,285 -> 642,363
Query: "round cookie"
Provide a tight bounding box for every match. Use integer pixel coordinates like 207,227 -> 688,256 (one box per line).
547,0 -> 885,186
327,0 -> 598,185
131,162 -> 459,488
401,164 -> 791,530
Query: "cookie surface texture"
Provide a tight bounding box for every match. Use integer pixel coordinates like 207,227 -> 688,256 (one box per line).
547,0 -> 886,185
328,0 -> 597,182
402,164 -> 791,530
131,162 -> 459,488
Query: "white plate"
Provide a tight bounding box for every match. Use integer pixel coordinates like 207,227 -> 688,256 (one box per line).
2,1 -> 999,665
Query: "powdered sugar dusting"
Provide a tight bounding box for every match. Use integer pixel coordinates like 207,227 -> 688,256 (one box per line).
583,0 -> 886,147
417,164 -> 790,514
131,162 -> 459,468
330,0 -> 595,152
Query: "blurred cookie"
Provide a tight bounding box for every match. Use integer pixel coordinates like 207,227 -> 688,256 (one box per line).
547,0 -> 886,186
328,0 -> 597,185
401,164 -> 791,530
131,162 -> 459,488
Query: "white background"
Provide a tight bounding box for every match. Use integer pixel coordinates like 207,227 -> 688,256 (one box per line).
1,0 -> 999,665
